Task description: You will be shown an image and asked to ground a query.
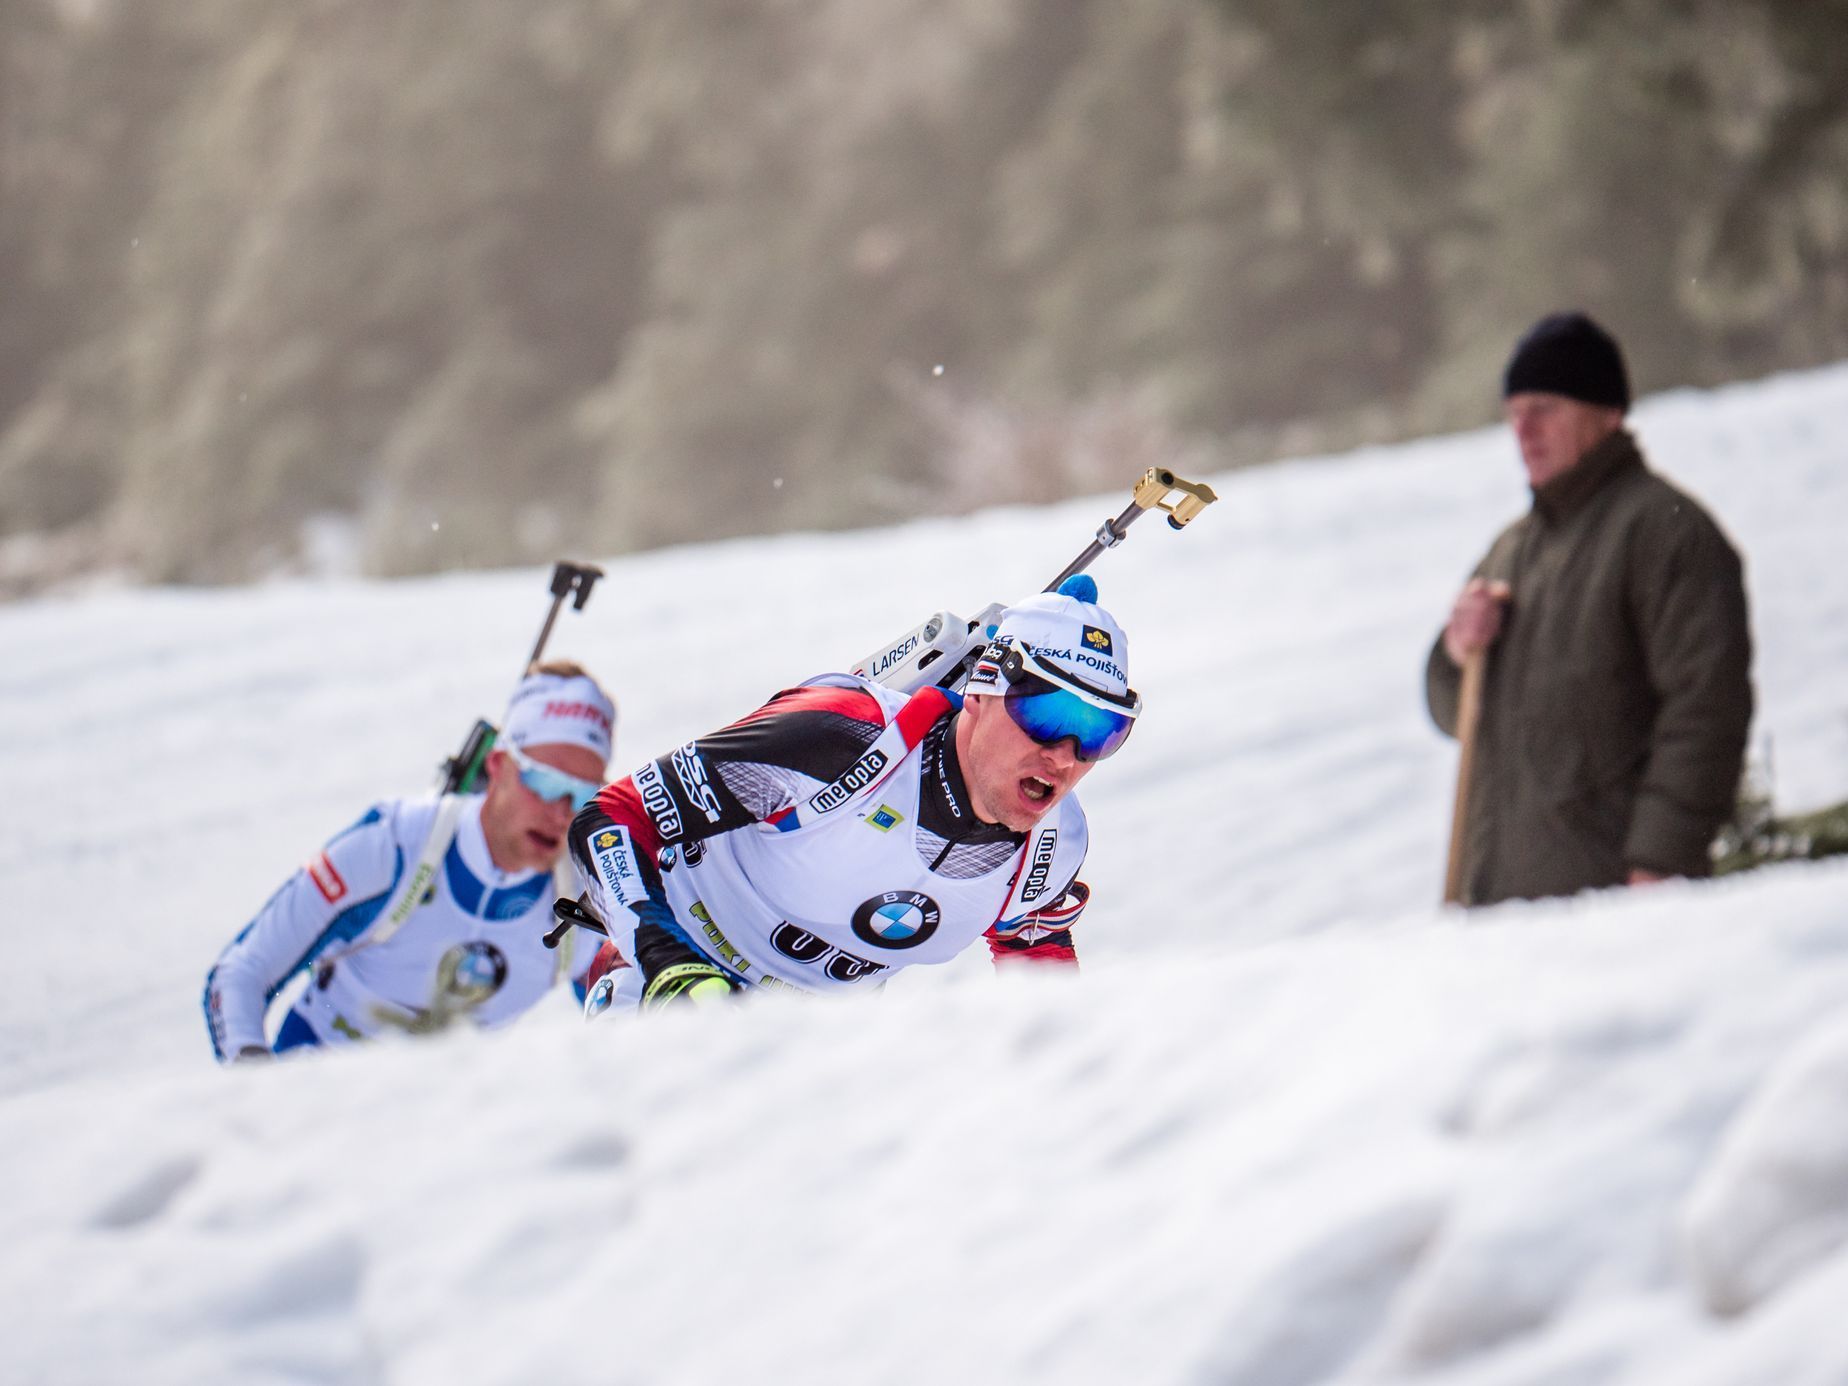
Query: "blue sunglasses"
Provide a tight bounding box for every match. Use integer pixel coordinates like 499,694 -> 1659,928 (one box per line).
504,742 -> 603,811
994,640 -> 1141,762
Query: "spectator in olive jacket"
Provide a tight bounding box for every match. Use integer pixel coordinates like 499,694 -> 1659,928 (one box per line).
1427,311 -> 1753,906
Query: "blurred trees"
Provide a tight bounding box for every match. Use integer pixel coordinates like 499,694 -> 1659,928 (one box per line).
1,0 -> 1844,590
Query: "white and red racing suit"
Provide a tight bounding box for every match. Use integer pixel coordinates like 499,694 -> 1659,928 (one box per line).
568,675 -> 1089,1005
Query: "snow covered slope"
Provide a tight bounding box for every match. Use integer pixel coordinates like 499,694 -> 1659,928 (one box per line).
3,364 -> 1847,1384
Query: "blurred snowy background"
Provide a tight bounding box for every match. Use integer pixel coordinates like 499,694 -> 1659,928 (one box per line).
5,1 -> 1848,591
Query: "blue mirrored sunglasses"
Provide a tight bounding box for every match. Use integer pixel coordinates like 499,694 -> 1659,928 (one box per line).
996,642 -> 1140,762
505,742 -> 603,811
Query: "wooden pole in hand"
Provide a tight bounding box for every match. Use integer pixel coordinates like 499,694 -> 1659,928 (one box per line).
1443,648 -> 1487,906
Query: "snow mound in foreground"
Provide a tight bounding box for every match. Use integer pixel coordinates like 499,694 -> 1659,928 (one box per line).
1681,1010 -> 1848,1317
5,863 -> 1848,1386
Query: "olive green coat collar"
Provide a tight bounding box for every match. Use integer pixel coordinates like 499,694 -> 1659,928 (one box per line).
1531,427 -> 1642,524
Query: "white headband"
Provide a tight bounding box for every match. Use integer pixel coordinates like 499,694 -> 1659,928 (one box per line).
502,672 -> 615,762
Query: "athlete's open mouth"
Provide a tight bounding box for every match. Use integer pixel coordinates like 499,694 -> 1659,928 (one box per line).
527,829 -> 562,853
1021,776 -> 1054,803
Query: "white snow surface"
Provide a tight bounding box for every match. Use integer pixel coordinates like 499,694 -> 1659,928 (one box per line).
4,365 -> 1848,1385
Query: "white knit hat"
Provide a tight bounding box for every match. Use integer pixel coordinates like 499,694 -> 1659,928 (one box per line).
964,576 -> 1131,699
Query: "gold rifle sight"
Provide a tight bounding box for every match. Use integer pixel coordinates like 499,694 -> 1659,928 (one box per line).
1131,467 -> 1218,529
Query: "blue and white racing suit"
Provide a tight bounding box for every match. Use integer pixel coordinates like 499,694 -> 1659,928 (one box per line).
203,794 -> 600,1060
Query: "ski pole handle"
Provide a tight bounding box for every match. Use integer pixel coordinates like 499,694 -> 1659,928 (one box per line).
544,894 -> 610,949
1045,468 -> 1217,592
527,561 -> 605,669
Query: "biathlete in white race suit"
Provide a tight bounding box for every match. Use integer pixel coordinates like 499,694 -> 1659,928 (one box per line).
568,578 -> 1139,1013
203,665 -> 618,1062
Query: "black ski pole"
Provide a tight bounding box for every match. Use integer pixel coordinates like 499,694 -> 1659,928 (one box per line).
543,894 -> 609,949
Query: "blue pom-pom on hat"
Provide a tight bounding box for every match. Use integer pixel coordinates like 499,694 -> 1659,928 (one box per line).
965,574 -> 1130,698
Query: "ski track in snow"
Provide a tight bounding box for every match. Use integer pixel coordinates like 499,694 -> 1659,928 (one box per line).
3,364 -> 1848,1384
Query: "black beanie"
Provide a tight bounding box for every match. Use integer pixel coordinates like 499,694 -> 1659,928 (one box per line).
1502,311 -> 1630,411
